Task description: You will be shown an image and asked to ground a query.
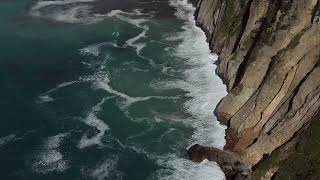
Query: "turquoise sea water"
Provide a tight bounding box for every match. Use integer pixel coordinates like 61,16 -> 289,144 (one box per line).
0,0 -> 227,179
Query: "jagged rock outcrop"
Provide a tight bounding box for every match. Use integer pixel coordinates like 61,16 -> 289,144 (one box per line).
191,0 -> 320,179
188,144 -> 251,179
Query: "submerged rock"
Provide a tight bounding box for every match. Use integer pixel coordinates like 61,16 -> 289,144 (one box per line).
188,144 -> 250,180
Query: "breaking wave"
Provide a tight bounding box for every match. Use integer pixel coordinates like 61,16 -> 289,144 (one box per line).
154,155 -> 225,180
151,0 -> 227,179
169,0 -> 227,149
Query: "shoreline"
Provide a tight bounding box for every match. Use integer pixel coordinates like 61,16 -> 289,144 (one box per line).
187,1 -> 249,179
189,0 -> 320,179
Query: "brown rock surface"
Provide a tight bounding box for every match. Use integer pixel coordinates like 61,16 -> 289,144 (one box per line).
191,0 -> 320,178
188,144 -> 251,180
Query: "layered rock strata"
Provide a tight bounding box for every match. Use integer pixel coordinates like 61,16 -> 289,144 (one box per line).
191,0 -> 320,178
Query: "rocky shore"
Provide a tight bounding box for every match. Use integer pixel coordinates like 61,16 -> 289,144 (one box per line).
189,0 -> 320,179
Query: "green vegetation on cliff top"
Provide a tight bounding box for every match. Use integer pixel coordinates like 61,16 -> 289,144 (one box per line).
252,115 -> 320,180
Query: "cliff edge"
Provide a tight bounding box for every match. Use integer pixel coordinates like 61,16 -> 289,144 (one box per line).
190,0 -> 320,179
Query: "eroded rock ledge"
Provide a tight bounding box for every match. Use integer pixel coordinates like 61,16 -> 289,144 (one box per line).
188,144 -> 250,179
190,0 -> 320,179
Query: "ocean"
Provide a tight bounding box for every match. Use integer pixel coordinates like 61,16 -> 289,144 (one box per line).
0,0 -> 227,179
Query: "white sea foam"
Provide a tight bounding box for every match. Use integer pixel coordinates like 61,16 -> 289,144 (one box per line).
89,157 -> 123,180
79,42 -> 120,57
153,0 -> 228,179
32,0 -> 97,10
37,81 -> 78,103
32,133 -> 69,174
131,67 -> 150,72
107,10 -> 155,66
30,0 -> 107,24
80,43 -> 104,57
115,138 -> 149,155
95,75 -> 151,106
95,74 -> 179,109
38,95 -> 54,103
154,155 -> 225,180
74,9 -> 154,65
126,30 -> 147,55
81,61 -> 93,67
76,9 -> 154,64
36,55 -> 109,102
0,134 -> 16,147
106,10 -> 149,32
78,99 -> 110,149
37,50 -> 165,108
169,0 -> 227,149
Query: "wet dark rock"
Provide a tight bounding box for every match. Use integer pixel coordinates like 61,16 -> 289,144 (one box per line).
188,144 -> 251,180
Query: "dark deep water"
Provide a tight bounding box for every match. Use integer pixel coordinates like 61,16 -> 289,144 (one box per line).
0,0 -> 227,179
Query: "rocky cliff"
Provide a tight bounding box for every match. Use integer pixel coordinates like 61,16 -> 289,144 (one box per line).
190,0 -> 320,179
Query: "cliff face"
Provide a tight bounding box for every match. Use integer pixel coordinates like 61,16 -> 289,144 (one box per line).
193,0 -> 320,178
